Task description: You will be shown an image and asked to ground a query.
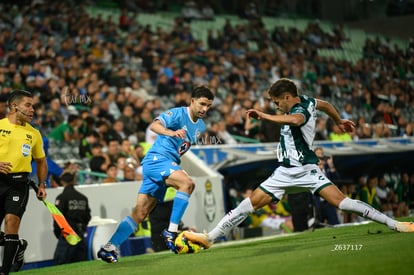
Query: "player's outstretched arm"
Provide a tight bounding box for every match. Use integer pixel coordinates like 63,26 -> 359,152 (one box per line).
246,109 -> 304,126
316,99 -> 355,133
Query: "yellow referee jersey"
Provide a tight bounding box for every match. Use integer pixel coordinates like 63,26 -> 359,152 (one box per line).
0,118 -> 45,173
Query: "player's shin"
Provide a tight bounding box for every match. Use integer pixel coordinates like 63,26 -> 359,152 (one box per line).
208,198 -> 254,241
338,197 -> 396,229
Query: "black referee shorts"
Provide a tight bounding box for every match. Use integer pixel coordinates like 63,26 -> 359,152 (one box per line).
0,173 -> 30,220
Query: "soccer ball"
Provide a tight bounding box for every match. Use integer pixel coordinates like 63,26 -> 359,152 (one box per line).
174,231 -> 202,254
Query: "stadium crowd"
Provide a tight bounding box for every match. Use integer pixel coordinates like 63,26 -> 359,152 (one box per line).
0,0 -> 414,213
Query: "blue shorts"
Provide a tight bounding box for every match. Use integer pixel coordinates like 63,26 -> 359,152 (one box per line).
140,154 -> 182,202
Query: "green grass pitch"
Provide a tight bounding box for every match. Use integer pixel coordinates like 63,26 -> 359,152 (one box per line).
21,218 -> 413,275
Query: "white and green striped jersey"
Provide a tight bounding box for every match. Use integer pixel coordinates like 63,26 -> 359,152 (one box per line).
276,95 -> 319,166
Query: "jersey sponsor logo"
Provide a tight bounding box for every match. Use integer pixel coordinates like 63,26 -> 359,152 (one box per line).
25,134 -> 33,143
13,196 -> 20,202
22,144 -> 31,157
178,141 -> 190,155
0,129 -> 11,136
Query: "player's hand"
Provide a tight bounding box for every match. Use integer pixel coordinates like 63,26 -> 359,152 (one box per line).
36,184 -> 47,200
173,129 -> 187,139
0,162 -> 12,174
246,109 -> 262,120
338,119 -> 355,133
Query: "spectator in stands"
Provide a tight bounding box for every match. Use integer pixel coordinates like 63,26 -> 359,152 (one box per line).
134,144 -> 147,163
402,122 -> 413,137
48,114 -> 82,144
79,130 -> 101,159
315,116 -> 329,140
394,172 -> 410,218
89,142 -> 111,174
341,103 -> 353,120
106,119 -> 126,143
119,8 -> 132,32
0,95 -> 8,119
123,157 -> 143,181
359,175 -> 381,210
376,176 -> 395,217
106,139 -> 121,164
355,116 -> 372,139
125,79 -> 154,103
260,98 -> 280,142
244,100 -> 262,140
103,164 -> 119,184
328,123 -> 352,142
372,121 -> 391,138
45,98 -> 65,128
0,0 -> 412,217
119,105 -> 137,136
120,138 -> 139,162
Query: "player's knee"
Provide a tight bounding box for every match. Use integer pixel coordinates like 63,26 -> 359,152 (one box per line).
181,179 -> 195,194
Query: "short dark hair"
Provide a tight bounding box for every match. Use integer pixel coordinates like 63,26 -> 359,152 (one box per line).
191,85 -> 214,100
60,172 -> 75,183
7,90 -> 33,107
67,114 -> 79,123
268,78 -> 299,98
86,130 -> 100,138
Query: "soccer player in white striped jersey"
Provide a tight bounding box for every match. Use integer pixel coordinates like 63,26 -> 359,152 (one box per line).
193,78 -> 413,246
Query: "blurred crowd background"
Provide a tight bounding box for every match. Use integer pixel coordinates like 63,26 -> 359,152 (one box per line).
0,0 -> 413,187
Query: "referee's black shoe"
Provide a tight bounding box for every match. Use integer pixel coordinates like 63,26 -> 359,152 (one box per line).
13,239 -> 28,272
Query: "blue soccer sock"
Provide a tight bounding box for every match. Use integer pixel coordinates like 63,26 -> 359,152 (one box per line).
168,191 -> 190,232
108,216 -> 137,247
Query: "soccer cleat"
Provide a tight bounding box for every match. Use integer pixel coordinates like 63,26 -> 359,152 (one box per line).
183,231 -> 212,249
394,222 -> 414,233
161,229 -> 178,254
13,239 -> 28,272
97,247 -> 118,263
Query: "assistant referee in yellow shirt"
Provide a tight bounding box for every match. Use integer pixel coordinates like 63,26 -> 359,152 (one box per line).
0,90 -> 48,275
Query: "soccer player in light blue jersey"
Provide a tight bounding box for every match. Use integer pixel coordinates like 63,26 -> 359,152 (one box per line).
98,86 -> 214,262
190,78 -> 414,247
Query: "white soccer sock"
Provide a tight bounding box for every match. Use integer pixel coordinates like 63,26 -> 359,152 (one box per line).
208,198 -> 254,242
338,197 -> 396,229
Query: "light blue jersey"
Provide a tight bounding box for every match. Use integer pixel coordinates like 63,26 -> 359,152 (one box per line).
140,106 -> 206,201
143,106 -> 206,164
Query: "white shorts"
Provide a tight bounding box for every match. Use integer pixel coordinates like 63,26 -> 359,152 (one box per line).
259,164 -> 332,201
